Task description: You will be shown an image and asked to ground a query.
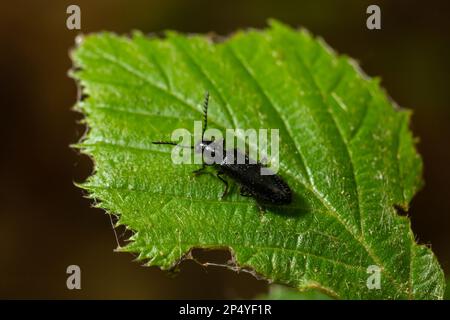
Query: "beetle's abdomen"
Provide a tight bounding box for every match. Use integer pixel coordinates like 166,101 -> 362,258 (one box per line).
220,149 -> 292,205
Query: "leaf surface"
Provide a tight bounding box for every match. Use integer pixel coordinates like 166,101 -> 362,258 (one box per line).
71,20 -> 444,299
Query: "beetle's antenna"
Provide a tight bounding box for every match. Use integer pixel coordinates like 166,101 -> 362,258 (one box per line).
153,141 -> 178,146
202,91 -> 209,140
152,141 -> 193,149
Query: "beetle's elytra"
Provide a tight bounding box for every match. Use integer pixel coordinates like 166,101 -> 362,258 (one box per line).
153,92 -> 292,207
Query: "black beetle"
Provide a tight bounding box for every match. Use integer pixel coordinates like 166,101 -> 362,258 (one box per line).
153,92 -> 292,207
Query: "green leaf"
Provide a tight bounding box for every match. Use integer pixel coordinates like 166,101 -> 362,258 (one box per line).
71,20 -> 445,299
445,279 -> 450,300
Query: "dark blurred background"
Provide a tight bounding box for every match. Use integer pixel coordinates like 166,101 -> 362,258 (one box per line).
0,0 -> 449,299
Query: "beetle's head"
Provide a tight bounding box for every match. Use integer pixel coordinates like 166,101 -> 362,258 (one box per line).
194,139 -> 224,158
194,140 -> 213,154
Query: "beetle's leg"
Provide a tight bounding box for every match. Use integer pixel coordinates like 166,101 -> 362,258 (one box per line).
256,201 -> 266,214
192,164 -> 207,176
216,171 -> 229,199
240,186 -> 253,198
